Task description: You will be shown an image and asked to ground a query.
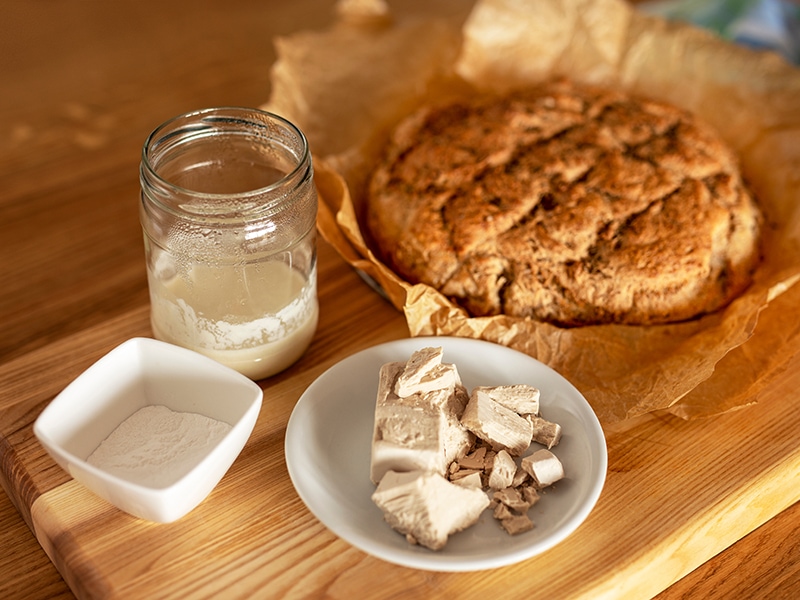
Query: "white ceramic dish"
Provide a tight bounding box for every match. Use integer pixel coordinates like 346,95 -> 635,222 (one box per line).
285,336 -> 607,571
34,337 -> 262,523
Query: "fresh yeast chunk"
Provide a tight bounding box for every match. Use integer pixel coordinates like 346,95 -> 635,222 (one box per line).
529,414 -> 562,449
461,389 -> 532,456
521,449 -> 565,488
473,384 -> 540,416
370,361 -> 471,483
451,471 -> 483,489
488,449 -> 516,490
394,346 -> 444,397
372,470 -> 490,550
398,363 -> 458,396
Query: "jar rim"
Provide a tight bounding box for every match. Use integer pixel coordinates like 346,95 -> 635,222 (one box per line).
140,107 -> 311,219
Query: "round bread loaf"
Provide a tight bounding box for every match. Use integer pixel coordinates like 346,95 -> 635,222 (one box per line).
366,79 -> 762,326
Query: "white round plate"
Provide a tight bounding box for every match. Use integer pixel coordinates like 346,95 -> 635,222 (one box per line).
285,336 -> 607,571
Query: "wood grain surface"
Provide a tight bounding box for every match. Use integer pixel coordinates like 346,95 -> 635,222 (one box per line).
2,1 -> 799,599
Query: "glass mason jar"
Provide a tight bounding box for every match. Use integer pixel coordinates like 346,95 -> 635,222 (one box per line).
139,107 -> 318,380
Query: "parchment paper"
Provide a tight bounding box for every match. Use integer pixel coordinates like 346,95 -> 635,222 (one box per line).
264,0 -> 800,424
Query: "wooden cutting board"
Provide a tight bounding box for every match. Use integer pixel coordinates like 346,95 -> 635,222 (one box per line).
2,245 -> 799,599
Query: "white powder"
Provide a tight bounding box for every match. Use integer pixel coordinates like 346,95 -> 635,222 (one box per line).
86,405 -> 232,489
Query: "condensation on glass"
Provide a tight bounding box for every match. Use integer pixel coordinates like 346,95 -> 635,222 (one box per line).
140,107 -> 318,380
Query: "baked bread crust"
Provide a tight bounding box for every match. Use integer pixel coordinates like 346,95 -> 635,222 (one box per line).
366,79 -> 762,326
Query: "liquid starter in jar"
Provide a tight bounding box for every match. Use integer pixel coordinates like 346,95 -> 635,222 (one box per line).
148,254 -> 318,380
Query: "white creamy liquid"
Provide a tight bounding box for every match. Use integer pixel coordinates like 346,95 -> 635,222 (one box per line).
149,259 -> 318,380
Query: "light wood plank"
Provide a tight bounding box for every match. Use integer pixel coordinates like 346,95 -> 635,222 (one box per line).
9,277 -> 800,599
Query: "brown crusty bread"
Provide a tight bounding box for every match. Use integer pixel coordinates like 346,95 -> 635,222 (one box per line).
365,79 -> 763,326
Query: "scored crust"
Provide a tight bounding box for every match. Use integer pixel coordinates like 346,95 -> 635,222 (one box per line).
366,79 -> 763,326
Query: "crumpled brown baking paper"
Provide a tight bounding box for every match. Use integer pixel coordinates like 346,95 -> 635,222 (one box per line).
264,0 -> 800,424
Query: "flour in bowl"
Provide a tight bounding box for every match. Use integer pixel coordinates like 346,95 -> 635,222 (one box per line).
87,405 -> 232,488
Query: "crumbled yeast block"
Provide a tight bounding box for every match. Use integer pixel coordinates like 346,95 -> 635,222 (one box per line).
461,389 -> 532,456
521,485 -> 540,506
450,468 -> 482,480
370,347 -> 567,545
500,514 -> 534,535
451,383 -> 564,536
493,501 -> 514,520
456,446 -> 487,470
488,449 -> 516,490
521,449 -> 565,488
370,360 -> 472,484
473,385 -> 540,416
452,383 -> 471,418
400,363 -> 459,396
529,414 -> 562,449
512,466 -> 529,487
489,482 -> 541,535
372,470 -> 490,551
451,471 -> 483,489
493,487 -> 532,512
394,346 -> 444,397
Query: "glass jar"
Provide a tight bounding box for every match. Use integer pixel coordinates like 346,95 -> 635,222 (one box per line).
139,107 -> 318,380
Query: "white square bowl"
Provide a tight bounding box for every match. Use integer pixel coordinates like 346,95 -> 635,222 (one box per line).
33,337 -> 263,523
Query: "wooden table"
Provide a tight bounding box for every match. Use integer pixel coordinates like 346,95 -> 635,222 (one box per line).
2,1 -> 798,598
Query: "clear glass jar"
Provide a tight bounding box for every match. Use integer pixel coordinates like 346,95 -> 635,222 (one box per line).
139,107 -> 318,380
